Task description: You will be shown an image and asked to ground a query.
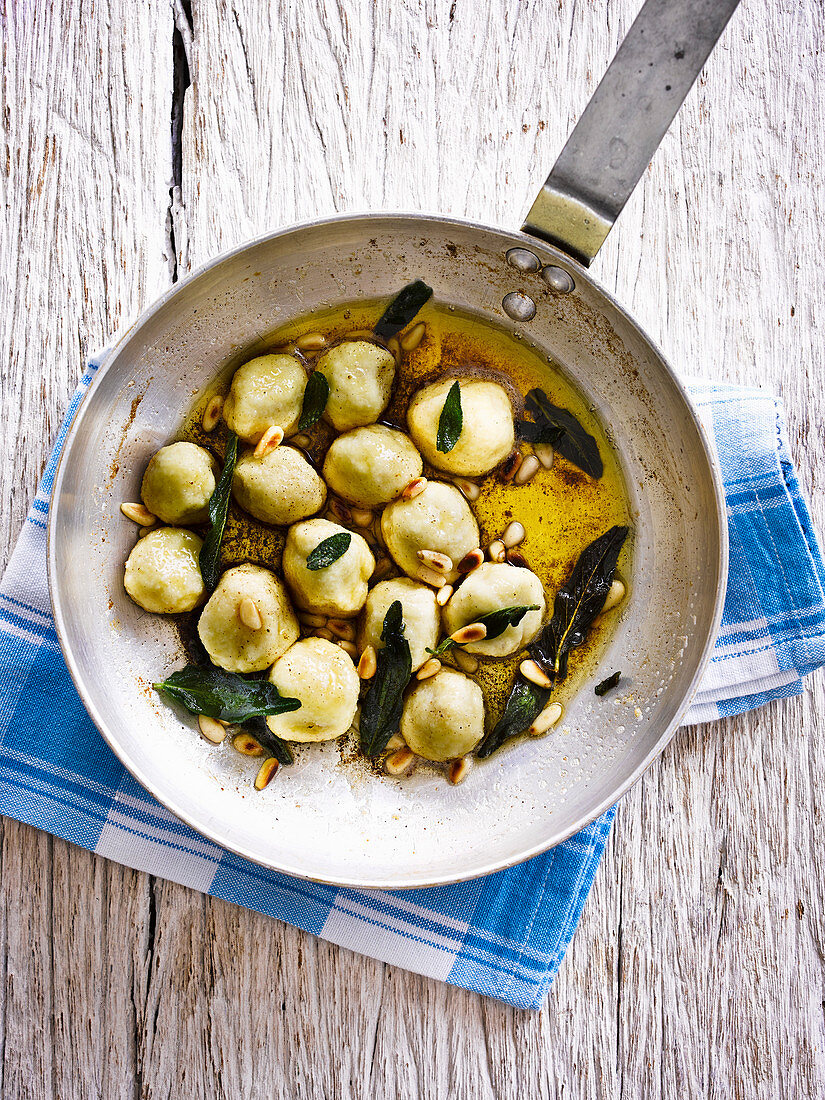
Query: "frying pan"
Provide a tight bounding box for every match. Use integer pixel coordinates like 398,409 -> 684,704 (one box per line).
48,0 -> 737,888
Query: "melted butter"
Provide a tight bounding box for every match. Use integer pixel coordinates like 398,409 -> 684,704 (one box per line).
178,300 -> 631,740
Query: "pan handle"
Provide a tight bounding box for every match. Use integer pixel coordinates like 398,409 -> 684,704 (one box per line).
522,0 -> 741,267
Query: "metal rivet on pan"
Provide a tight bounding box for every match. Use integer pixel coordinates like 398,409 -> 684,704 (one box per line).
502,291 -> 536,322
541,266 -> 575,293
505,247 -> 541,273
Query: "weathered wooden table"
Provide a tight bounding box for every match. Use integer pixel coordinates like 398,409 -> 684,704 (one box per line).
2,1 -> 823,1095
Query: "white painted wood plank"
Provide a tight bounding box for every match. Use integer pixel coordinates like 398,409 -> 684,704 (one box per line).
0,0 -> 174,564
0,2 -> 173,1098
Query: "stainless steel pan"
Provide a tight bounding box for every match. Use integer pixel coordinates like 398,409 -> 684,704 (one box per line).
48,0 -> 736,888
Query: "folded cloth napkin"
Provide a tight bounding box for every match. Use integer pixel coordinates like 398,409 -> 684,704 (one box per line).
1,358 -> 823,1009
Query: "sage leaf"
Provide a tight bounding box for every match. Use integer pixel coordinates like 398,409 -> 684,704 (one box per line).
518,389 -> 603,478
199,431 -> 238,590
359,600 -> 413,757
429,604 -> 540,656
306,531 -> 351,571
529,525 -> 629,683
595,671 -> 621,697
242,715 -> 295,765
298,370 -> 329,431
373,280 -> 433,340
476,677 -> 550,759
154,665 -> 301,724
436,381 -> 462,453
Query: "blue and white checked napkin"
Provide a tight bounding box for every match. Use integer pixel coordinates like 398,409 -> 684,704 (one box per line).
1,358 -> 824,1009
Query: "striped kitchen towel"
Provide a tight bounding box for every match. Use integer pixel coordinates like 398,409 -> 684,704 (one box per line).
0,358 -> 823,1009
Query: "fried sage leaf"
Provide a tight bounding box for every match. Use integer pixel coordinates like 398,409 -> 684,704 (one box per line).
199,431 -> 239,590
595,671 -> 621,697
359,600 -> 413,757
529,525 -> 629,683
154,666 -> 301,724
518,389 -> 603,478
242,714 -> 295,765
298,370 -> 329,431
373,279 -> 433,340
429,604 -> 540,656
436,380 -> 462,453
476,677 -> 550,759
306,531 -> 351,571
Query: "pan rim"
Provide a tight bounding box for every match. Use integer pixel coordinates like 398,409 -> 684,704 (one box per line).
47,211 -> 729,890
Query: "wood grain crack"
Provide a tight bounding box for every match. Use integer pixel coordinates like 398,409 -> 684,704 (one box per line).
715,834 -> 730,952
167,0 -> 193,283
231,5 -> 259,120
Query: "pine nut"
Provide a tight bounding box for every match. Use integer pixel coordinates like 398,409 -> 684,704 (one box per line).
400,322 -> 426,352
450,622 -> 487,645
357,645 -> 377,679
233,732 -> 265,757
292,433 -> 311,449
529,701 -> 563,736
313,627 -> 334,641
515,454 -> 541,485
401,476 -> 428,500
137,526 -> 154,539
201,394 -> 224,432
385,747 -> 415,776
238,597 -> 262,630
416,657 -> 441,680
387,336 -> 401,363
436,584 -> 453,607
254,757 -> 280,790
453,477 -> 480,502
351,507 -> 374,528
417,565 -> 447,588
371,557 -> 393,583
327,618 -> 356,641
417,549 -> 453,573
453,650 -> 479,674
457,548 -> 484,574
121,502 -> 156,526
501,451 -> 523,482
337,639 -> 358,660
519,659 -> 553,689
488,540 -> 506,563
506,549 -> 530,569
448,756 -> 471,785
502,521 -> 525,548
253,425 -> 284,458
298,612 -> 327,628
385,733 -> 405,751
329,497 -> 353,525
601,578 -> 626,613
534,442 -> 554,468
296,332 -> 327,351
198,715 -> 227,744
